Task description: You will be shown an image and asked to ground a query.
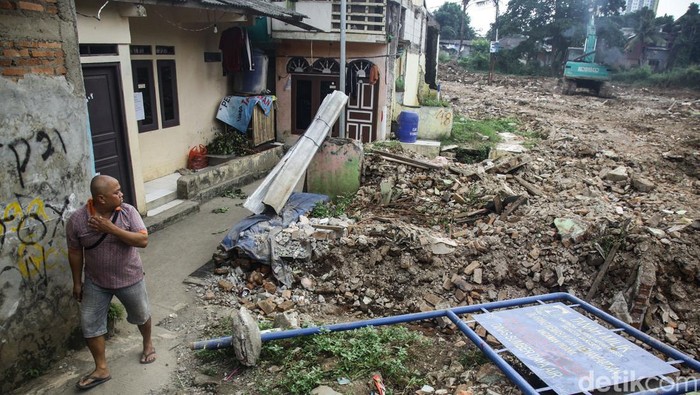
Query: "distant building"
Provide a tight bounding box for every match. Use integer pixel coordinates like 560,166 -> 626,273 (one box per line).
625,0 -> 660,14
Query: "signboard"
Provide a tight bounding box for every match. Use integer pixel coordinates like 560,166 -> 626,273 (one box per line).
474,303 -> 678,394
490,41 -> 501,53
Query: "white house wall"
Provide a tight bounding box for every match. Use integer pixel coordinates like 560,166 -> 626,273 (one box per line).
399,2 -> 427,107
76,3 -> 231,211
270,1 -> 331,32
128,8 -> 228,182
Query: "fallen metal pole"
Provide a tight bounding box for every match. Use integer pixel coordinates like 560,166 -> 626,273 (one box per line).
190,292 -> 565,350
190,292 -> 700,394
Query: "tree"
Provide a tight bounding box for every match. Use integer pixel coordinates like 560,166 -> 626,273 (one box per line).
497,0 -> 625,70
669,3 -> 700,68
434,2 -> 476,40
624,7 -> 667,65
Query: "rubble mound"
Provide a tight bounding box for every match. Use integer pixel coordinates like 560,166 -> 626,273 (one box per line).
188,69 -> 700,393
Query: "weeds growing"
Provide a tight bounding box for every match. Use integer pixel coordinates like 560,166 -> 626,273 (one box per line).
260,325 -> 428,394
310,194 -> 355,218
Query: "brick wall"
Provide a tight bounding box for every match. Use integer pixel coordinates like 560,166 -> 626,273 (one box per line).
0,0 -> 66,79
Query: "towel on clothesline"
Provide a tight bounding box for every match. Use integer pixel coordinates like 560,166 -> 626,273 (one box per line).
216,95 -> 275,133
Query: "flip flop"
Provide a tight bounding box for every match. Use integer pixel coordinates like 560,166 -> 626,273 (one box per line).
140,349 -> 157,364
75,374 -> 111,390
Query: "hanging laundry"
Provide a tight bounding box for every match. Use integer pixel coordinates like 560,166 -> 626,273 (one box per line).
345,65 -> 359,99
219,27 -> 252,74
216,95 -> 275,133
369,64 -> 380,85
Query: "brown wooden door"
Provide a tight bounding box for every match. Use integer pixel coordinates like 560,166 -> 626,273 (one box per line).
82,64 -> 135,204
346,80 -> 378,142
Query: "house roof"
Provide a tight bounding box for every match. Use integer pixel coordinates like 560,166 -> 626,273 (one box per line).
114,0 -> 321,32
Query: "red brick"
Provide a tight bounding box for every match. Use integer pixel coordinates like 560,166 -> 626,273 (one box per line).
17,40 -> 38,48
18,1 -> 44,12
54,65 -> 66,75
30,66 -> 53,74
1,40 -> 14,48
0,59 -> 13,67
46,5 -> 57,14
0,0 -> 16,10
36,41 -> 62,49
31,49 -> 55,57
2,67 -> 27,76
4,48 -> 29,57
17,57 -> 42,66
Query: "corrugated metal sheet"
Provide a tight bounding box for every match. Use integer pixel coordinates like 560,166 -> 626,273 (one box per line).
116,0 -> 320,31
245,91 -> 349,214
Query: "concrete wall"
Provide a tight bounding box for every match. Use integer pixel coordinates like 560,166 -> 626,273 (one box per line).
129,6 -> 228,182
0,0 -> 91,391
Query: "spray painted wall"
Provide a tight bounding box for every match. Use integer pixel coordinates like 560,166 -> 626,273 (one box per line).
0,0 -> 91,391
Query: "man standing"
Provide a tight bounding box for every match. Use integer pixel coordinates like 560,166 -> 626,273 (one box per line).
67,175 -> 156,390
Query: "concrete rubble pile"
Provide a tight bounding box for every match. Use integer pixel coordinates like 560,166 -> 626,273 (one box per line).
195,139 -> 699,356
182,68 -> 699,393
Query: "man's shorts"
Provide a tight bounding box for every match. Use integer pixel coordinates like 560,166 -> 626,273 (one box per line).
81,277 -> 151,338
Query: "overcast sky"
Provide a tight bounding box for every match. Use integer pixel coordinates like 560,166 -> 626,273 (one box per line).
425,0 -> 697,37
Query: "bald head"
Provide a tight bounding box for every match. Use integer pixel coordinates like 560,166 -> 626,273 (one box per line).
90,175 -> 117,199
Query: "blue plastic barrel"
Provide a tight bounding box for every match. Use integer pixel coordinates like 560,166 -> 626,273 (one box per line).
397,111 -> 419,143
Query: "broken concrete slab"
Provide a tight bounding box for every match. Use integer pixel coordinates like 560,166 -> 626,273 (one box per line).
631,175 -> 655,192
231,307 -> 262,366
399,139 -> 442,159
604,166 -> 628,182
553,218 -> 591,246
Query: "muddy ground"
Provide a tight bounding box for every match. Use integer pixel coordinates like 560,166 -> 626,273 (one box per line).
158,68 -> 700,395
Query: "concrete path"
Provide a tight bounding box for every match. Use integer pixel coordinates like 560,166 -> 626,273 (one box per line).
13,180 -> 264,395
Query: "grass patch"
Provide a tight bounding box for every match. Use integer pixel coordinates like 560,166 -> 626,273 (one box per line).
220,187 -> 248,200
260,326 -> 428,395
514,128 -> 547,149
444,117 -> 517,147
612,65 -> 700,89
419,90 -> 450,107
367,140 -> 403,151
459,347 -> 490,369
309,194 -> 354,218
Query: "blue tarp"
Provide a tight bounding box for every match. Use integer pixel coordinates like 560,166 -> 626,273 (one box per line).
220,192 -> 329,286
216,95 -> 275,133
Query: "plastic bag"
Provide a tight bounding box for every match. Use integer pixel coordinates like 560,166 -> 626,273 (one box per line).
187,144 -> 209,170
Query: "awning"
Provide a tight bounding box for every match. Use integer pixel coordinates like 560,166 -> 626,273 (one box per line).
114,0 -> 322,32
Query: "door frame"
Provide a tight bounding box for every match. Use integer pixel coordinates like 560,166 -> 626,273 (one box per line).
291,74 -> 341,136
81,62 -> 137,205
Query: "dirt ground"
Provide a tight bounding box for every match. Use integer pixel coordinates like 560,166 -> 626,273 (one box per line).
158,67 -> 700,395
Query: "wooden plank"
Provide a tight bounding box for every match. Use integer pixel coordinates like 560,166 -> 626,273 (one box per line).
586,241 -> 621,301
380,156 -> 431,169
372,150 -> 442,169
513,175 -> 544,197
586,219 -> 631,300
499,195 -> 527,220
251,105 -> 275,146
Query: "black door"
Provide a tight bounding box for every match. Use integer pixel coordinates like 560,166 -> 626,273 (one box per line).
291,75 -> 340,136
82,64 -> 135,204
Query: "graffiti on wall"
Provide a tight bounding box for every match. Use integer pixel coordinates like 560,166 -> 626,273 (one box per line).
1,128 -> 72,286
2,129 -> 67,188
0,196 -> 70,285
436,108 -> 453,127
